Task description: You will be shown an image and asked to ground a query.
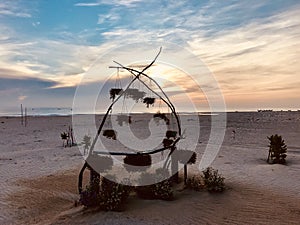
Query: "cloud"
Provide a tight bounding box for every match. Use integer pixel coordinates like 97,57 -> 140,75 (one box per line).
97,13 -> 120,25
186,5 -> 300,101
18,95 -> 27,101
1,0 -> 300,111
0,34 -> 118,88
0,1 -> 31,18
75,0 -> 142,7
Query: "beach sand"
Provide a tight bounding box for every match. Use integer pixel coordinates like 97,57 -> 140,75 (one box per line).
1,112 -> 300,224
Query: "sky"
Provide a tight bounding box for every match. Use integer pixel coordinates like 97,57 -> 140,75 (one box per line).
0,0 -> 300,114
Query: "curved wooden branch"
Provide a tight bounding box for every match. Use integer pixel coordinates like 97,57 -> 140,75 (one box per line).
113,63 -> 181,137
87,47 -> 163,156
78,162 -> 88,193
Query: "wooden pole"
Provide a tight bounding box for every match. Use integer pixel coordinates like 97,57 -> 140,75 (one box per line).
24,107 -> 27,127
20,104 -> 23,126
170,147 -> 179,183
184,164 -> 187,185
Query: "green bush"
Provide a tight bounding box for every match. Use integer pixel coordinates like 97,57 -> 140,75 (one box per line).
267,134 -> 287,164
202,167 -> 225,193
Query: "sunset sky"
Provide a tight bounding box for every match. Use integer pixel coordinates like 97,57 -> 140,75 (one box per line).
0,0 -> 299,113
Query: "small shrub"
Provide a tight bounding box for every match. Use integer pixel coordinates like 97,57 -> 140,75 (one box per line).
79,184 -> 100,207
153,180 -> 173,200
202,167 -> 225,193
100,177 -> 131,211
267,134 -> 287,164
136,169 -> 173,200
60,132 -> 68,140
186,175 -> 205,191
61,131 -> 69,147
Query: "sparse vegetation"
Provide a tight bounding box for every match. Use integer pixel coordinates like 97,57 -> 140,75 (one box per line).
79,176 -> 131,211
79,185 -> 100,207
267,134 -> 287,164
136,169 -> 173,200
81,135 -> 91,155
202,167 -> 225,193
99,176 -> 131,211
186,175 -> 205,191
60,132 -> 68,147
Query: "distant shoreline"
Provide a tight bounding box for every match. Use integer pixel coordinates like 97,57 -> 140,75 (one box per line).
1,110 -> 300,118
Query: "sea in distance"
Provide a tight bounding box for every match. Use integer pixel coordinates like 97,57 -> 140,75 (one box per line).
0,107 -> 299,117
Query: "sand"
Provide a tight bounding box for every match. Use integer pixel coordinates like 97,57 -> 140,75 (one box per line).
1,111 -> 300,224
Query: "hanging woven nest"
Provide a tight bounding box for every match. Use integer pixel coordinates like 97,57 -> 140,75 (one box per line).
103,129 -> 117,140
166,130 -> 177,139
123,154 -> 152,172
124,88 -> 146,102
143,97 -> 155,108
153,112 -> 170,125
109,88 -> 123,101
173,150 -> 197,165
163,138 -> 174,148
86,154 -> 114,172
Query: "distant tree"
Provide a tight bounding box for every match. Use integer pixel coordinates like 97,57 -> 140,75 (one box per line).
267,134 -> 287,164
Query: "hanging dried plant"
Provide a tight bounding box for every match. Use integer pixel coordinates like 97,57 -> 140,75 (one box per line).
109,88 -> 123,101
153,112 -> 170,125
103,129 -> 117,140
163,138 -> 173,148
166,130 -> 177,139
143,97 -> 155,108
124,88 -> 146,102
123,154 -> 152,172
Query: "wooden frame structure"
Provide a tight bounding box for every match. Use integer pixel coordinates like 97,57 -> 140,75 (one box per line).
78,48 -> 185,193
